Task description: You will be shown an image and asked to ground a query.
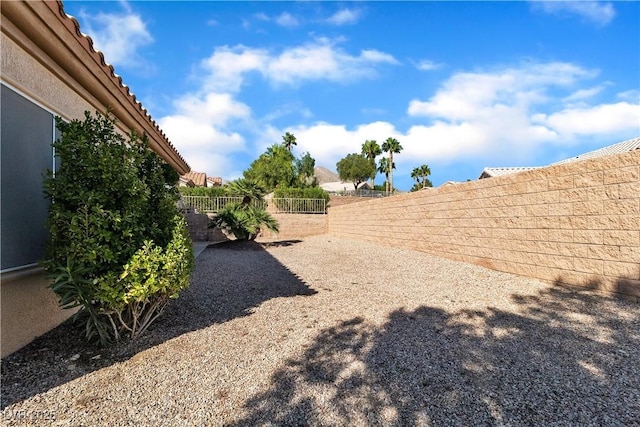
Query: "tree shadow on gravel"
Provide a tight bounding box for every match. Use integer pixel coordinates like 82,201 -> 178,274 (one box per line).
230,286 -> 640,426
1,240 -> 316,409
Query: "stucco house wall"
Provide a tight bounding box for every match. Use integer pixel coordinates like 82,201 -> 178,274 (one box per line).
1,1 -> 190,357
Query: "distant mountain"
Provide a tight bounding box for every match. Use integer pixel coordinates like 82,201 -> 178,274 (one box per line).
314,166 -> 340,184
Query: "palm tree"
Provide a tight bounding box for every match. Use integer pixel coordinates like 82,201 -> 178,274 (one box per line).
212,178 -> 278,240
419,164 -> 432,188
410,167 -> 421,186
381,137 -> 403,194
227,178 -> 266,206
282,132 -> 297,152
361,139 -> 382,187
378,157 -> 393,195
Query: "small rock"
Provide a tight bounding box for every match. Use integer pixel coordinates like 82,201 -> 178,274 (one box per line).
69,353 -> 80,361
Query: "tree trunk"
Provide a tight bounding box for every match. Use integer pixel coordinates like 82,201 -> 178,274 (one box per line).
389,153 -> 394,194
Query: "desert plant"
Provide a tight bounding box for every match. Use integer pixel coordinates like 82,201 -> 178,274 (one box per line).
210,203 -> 279,240
43,111 -> 194,345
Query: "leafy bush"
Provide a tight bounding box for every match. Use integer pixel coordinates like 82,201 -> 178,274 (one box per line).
272,187 -> 328,213
209,203 -> 279,241
178,186 -> 228,197
273,187 -> 329,202
43,111 -> 194,345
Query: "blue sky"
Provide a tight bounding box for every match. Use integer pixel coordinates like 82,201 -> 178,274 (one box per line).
64,1 -> 639,190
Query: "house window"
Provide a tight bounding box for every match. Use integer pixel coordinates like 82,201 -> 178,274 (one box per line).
1,84 -> 57,272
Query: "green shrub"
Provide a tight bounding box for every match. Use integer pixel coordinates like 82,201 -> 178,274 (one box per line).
43,111 -> 194,345
273,187 -> 329,201
209,203 -> 279,241
272,187 -> 329,213
178,186 -> 228,197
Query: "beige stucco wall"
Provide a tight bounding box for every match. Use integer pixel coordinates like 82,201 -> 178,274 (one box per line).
258,214 -> 328,241
0,34 -> 100,358
1,270 -> 76,357
329,150 -> 640,301
2,33 -> 129,134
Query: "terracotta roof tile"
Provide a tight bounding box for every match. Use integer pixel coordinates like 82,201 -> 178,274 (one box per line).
207,176 -> 223,186
182,171 -> 207,187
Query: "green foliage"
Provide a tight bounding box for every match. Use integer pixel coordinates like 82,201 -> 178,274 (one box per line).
244,144 -> 297,191
409,180 -> 433,192
295,152 -> 316,186
273,187 -> 330,202
43,111 -> 194,345
361,139 -> 382,186
210,203 -> 279,240
243,134 -> 319,191
410,164 -> 433,191
381,137 -> 403,194
336,153 -> 376,190
226,178 -> 266,204
377,157 -> 394,194
282,132 -> 297,152
272,187 -> 329,213
179,186 -> 228,197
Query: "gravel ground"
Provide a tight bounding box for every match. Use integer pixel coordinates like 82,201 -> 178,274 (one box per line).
2,236 -> 639,426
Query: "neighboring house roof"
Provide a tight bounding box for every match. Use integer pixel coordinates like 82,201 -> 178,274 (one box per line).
479,167 -> 542,179
321,181 -> 371,192
182,171 -> 207,187
1,1 -> 190,174
207,176 -> 223,187
439,181 -> 462,187
552,136 -> 640,165
179,176 -> 195,187
478,136 -> 640,180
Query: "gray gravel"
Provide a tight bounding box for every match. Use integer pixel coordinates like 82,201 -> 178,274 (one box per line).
2,236 -> 639,426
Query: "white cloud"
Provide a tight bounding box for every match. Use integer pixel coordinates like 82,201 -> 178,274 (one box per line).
617,90 -> 640,103
285,60 -> 638,177
414,59 -> 444,71
173,93 -> 251,126
78,7 -> 153,69
326,9 -> 361,25
200,38 -> 398,92
201,46 -> 268,92
532,102 -> 640,137
158,93 -> 252,176
408,62 -> 593,121
276,12 -> 299,27
287,121 -> 399,169
563,85 -> 606,102
532,1 -> 615,26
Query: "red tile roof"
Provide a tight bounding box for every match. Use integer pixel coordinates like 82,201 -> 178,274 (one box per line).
182,171 -> 207,187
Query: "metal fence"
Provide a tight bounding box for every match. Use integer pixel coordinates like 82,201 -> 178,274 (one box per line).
328,189 -> 388,198
180,196 -> 326,214
269,198 -> 327,214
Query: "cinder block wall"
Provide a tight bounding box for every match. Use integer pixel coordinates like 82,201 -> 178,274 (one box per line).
258,214 -> 328,241
328,150 -> 640,301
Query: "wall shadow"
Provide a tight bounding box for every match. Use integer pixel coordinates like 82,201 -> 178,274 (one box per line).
554,270 -> 640,302
231,286 -> 640,426
1,240 -> 316,409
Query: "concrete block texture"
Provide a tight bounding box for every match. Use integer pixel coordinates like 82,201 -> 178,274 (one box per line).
329,149 -> 640,299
